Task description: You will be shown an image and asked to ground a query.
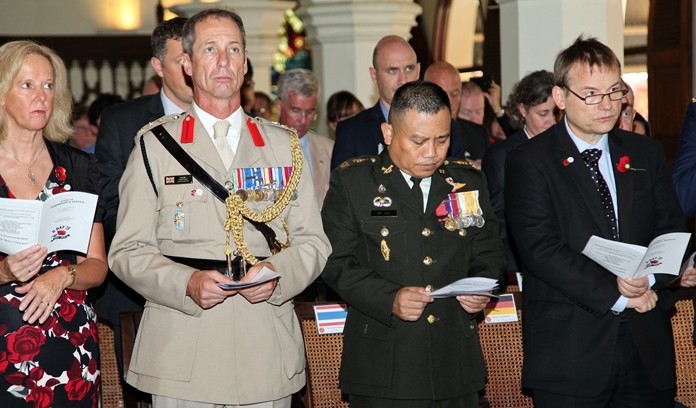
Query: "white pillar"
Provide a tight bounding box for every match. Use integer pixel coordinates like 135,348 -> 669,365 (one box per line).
497,0 -> 624,99
169,0 -> 293,96
297,0 -> 422,135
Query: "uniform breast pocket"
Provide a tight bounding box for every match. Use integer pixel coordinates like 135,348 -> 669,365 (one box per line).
157,186 -> 209,243
360,220 -> 407,271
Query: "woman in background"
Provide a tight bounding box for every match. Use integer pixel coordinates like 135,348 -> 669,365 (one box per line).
0,40 -> 107,407
326,90 -> 364,138
481,70 -> 558,275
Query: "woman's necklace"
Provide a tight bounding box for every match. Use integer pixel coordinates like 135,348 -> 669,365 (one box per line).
0,142 -> 46,185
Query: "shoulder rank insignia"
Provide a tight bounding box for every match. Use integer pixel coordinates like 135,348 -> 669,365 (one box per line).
246,117 -> 265,147
181,114 -> 194,143
136,113 -> 181,138
337,156 -> 375,171
450,159 -> 473,167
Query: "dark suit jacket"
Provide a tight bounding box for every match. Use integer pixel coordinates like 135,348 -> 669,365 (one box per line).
321,152 -> 505,400
454,118 -> 490,161
93,93 -> 166,325
481,129 -> 527,271
506,122 -> 684,396
672,101 -> 696,217
331,102 -> 467,169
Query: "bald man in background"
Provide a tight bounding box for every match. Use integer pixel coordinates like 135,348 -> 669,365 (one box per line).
331,36 -> 465,168
425,61 -> 490,165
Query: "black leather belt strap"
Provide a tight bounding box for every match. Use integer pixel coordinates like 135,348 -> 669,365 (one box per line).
165,255 -> 267,281
150,125 -> 282,254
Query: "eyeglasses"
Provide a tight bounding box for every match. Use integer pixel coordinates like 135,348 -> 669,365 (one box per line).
565,87 -> 628,105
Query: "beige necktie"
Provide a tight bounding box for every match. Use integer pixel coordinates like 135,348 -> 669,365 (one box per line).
213,120 -> 234,169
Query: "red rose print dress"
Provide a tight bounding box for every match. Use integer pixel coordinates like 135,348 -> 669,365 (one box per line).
0,145 -> 102,408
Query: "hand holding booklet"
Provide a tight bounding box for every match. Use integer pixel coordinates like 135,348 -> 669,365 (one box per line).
0,191 -> 97,254
429,277 -> 499,298
581,232 -> 691,279
217,266 -> 280,290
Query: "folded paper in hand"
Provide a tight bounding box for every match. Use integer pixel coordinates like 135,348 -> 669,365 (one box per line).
429,277 -> 499,298
217,266 -> 280,290
581,232 -> 691,279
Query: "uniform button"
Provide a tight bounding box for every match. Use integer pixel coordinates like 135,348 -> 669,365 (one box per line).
380,227 -> 389,237
469,321 -> 476,330
423,256 -> 433,266
425,284 -> 433,292
458,229 -> 467,237
427,314 -> 437,324
421,227 -> 432,237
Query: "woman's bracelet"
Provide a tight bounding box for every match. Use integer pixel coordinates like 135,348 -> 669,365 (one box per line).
65,265 -> 77,288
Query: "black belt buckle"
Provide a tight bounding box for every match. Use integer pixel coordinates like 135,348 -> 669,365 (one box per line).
230,256 -> 248,281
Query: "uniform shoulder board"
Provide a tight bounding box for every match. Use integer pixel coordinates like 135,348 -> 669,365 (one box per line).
252,116 -> 299,137
136,113 -> 182,137
337,156 -> 377,171
446,159 -> 474,168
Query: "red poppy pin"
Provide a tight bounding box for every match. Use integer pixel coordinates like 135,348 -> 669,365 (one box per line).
563,157 -> 574,167
616,156 -> 646,173
55,166 -> 67,182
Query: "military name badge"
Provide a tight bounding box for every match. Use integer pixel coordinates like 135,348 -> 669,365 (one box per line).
164,175 -> 193,185
436,190 -> 485,231
231,166 -> 296,202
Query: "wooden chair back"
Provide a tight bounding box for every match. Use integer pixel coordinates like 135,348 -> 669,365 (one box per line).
673,298 -> 696,406
295,302 -> 349,408
98,321 -> 124,408
478,310 -> 533,408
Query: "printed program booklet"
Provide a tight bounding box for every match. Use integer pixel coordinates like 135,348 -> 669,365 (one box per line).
0,191 -> 97,254
581,232 -> 691,279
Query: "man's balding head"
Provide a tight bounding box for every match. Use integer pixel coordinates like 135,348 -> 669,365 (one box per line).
369,35 -> 420,108
424,61 -> 462,118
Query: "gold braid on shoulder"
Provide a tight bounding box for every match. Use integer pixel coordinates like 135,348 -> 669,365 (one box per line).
223,128 -> 303,265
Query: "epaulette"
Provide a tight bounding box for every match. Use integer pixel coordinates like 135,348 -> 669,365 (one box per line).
337,156 -> 377,171
136,113 -> 182,137
251,116 -> 299,138
445,159 -> 475,168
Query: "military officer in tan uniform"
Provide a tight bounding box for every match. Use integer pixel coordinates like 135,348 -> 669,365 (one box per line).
321,81 -> 505,408
109,8 -> 331,408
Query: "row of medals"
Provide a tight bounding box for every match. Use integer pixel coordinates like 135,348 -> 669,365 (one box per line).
225,180 -> 297,202
373,183 -> 486,233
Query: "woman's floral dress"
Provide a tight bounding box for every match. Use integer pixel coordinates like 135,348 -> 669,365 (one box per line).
0,143 -> 102,408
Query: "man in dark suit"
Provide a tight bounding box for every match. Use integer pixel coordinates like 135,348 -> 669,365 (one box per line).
94,16 -> 192,372
673,100 -> 696,218
331,36 -> 464,169
506,36 -> 683,407
322,80 -> 505,407
481,70 -> 556,273
424,61 -> 490,167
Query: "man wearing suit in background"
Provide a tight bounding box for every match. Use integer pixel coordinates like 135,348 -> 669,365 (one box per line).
506,36 -> 683,407
275,68 -> 333,208
322,80 -> 505,407
424,61 -> 490,167
93,16 -> 192,375
108,9 -> 331,407
672,99 -> 696,218
331,35 -> 465,169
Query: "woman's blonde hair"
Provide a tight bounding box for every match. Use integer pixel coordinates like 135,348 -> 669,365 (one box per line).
0,40 -> 72,142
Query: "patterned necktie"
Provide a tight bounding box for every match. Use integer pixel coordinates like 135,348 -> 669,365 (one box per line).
581,148 -> 618,240
213,120 -> 234,169
411,176 -> 424,214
